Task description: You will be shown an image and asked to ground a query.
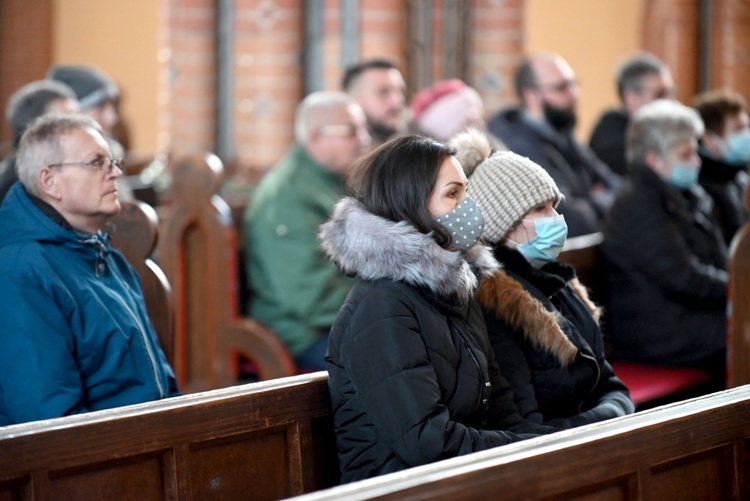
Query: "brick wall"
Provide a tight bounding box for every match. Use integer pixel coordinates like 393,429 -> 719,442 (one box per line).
160,0 -> 528,183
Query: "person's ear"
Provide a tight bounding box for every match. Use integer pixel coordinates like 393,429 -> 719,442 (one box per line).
644,151 -> 668,176
38,167 -> 62,201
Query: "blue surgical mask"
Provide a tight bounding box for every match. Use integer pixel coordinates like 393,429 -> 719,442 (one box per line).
667,162 -> 700,190
512,215 -> 568,267
724,128 -> 750,165
435,196 -> 485,251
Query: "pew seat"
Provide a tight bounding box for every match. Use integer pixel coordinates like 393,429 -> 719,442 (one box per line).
610,361 -> 713,408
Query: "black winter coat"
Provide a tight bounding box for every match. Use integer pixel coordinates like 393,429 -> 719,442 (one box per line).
602,164 -> 728,366
488,108 -> 621,236
698,149 -> 748,245
477,246 -> 633,429
320,198 -> 555,483
589,109 -> 630,176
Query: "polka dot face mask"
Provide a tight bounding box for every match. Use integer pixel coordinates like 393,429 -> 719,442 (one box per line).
435,196 -> 485,251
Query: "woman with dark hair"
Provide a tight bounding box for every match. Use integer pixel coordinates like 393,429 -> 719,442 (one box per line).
319,135 -> 554,483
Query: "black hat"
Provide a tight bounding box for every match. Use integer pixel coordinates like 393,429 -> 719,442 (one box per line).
46,65 -> 119,110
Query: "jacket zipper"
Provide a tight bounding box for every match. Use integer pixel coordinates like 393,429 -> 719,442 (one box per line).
110,291 -> 167,398
84,235 -> 166,398
449,323 -> 489,412
578,351 -> 600,413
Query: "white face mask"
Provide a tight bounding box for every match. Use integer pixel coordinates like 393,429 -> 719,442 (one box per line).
435,196 -> 485,250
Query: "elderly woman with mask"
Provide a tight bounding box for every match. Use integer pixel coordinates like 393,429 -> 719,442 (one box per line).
451,129 -> 634,429
600,100 -> 728,389
320,135 -> 555,483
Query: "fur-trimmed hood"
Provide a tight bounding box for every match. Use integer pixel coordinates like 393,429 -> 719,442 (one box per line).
476,255 -> 601,367
320,197 -> 500,302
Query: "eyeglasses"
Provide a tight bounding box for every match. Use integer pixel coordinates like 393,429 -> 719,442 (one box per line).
48,157 -> 124,173
535,78 -> 578,94
319,124 -> 360,138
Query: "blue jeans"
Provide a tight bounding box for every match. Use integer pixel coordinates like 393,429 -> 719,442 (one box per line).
294,334 -> 329,372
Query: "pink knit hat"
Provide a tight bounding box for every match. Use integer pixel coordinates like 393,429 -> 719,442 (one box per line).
410,79 -> 484,141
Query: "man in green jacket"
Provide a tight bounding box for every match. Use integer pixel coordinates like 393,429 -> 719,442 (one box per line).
244,91 -> 370,371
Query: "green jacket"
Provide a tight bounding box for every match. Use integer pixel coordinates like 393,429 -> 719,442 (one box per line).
243,145 -> 354,356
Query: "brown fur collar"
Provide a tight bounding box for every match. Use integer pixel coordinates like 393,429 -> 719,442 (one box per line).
476,269 -> 602,367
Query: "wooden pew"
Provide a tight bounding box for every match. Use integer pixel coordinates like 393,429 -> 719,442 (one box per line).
0,372 -> 338,500
158,153 -> 295,392
559,233 -> 713,409
727,182 -> 750,387
109,200 -> 175,362
292,385 -> 750,500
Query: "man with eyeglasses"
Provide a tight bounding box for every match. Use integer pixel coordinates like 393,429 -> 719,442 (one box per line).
243,91 -> 370,371
488,52 -> 621,237
0,113 -> 179,426
590,52 -> 676,177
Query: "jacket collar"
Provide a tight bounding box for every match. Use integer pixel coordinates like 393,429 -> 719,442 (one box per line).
476,245 -> 601,366
319,197 -> 500,303
698,148 -> 747,182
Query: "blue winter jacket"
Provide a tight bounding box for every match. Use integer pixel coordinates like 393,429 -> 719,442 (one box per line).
0,182 -> 179,426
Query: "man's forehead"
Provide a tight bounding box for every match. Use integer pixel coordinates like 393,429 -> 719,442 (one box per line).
59,126 -> 110,155
358,68 -> 403,90
534,57 -> 573,81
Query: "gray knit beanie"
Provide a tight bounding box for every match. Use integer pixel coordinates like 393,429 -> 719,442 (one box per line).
450,129 -> 563,243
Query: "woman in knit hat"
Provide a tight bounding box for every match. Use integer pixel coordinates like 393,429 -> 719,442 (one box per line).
319,135 -> 555,483
451,129 -> 634,428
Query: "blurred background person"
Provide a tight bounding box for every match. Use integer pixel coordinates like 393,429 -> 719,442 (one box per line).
343,59 -> 407,148
409,78 -> 506,150
489,52 -> 620,237
243,91 -> 370,371
602,100 -> 727,390
693,88 -> 750,244
590,53 -> 675,176
0,80 -> 79,204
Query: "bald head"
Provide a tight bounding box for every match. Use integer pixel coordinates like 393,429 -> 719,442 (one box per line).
516,52 -> 580,130
295,91 -> 370,175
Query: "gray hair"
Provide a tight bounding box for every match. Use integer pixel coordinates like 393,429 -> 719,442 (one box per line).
6,80 -> 77,148
294,91 -> 356,144
616,52 -> 669,100
17,113 -> 102,195
626,99 -> 704,166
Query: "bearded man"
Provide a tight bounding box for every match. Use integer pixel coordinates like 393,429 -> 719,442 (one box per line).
488,52 -> 621,236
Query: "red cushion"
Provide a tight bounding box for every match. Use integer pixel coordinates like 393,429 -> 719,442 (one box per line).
611,361 -> 712,404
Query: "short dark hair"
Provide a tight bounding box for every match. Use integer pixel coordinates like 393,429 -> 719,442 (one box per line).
342,59 -> 398,92
616,53 -> 668,100
692,88 -> 747,136
6,80 -> 77,148
514,58 -> 537,100
351,135 -> 455,248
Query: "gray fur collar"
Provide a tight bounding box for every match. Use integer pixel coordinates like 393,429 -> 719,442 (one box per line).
319,197 -> 500,302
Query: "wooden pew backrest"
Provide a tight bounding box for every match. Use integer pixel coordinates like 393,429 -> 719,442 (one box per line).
0,372 -> 338,500
158,153 -> 295,392
109,200 -> 174,361
291,386 -> 750,500
728,209 -> 750,387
